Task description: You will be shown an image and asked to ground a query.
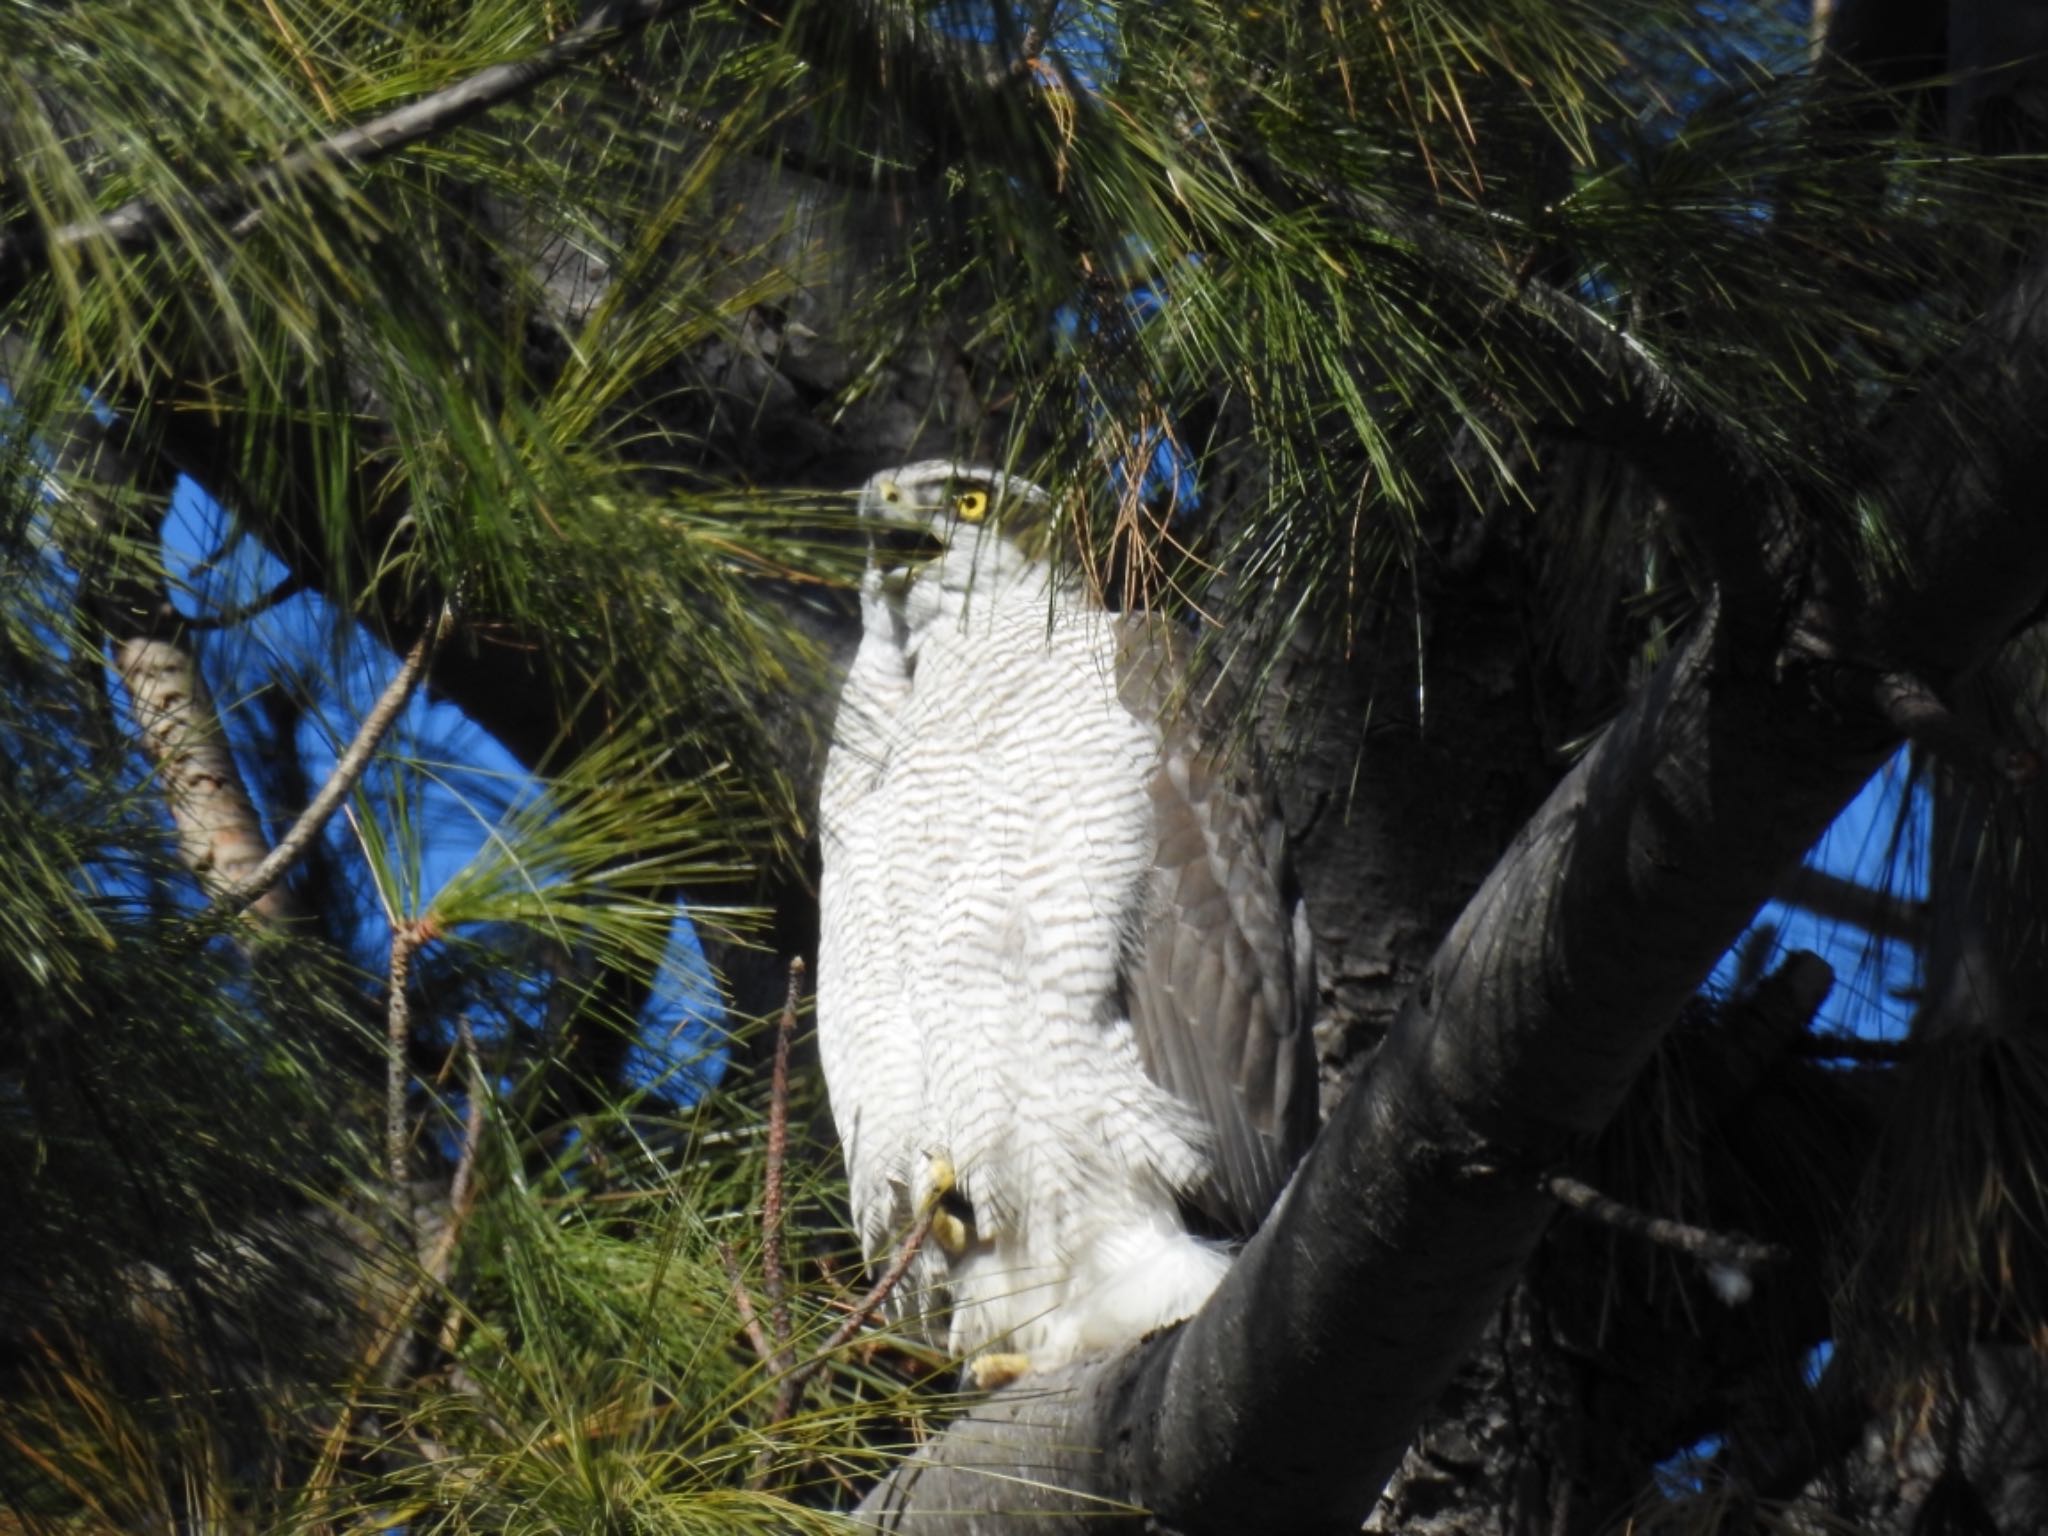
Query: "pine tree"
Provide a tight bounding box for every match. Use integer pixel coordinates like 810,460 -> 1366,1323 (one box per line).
4,3 -> 2048,1532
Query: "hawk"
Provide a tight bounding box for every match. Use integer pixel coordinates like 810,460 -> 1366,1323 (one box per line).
815,460 -> 1316,1378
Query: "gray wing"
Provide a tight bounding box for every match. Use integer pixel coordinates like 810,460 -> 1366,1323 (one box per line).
1113,618 -> 1318,1237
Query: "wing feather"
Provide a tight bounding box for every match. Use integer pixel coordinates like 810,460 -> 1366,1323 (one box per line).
1113,618 -> 1318,1236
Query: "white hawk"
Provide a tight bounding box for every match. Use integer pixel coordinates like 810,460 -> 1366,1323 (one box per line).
816,460 -> 1316,1378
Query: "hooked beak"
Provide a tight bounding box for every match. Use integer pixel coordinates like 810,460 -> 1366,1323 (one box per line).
866,481 -> 947,569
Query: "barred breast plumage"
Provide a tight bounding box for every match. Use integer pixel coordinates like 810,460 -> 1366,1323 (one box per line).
815,461 -> 1316,1372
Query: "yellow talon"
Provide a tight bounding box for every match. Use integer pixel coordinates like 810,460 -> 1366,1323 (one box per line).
931,1207 -> 969,1256
921,1153 -> 970,1256
970,1351 -> 1032,1391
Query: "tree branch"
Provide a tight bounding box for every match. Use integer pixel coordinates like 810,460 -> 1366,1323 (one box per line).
760,959 -> 803,1381
110,612 -> 301,927
1545,1172 -> 1788,1279
385,915 -> 437,1203
212,603 -> 455,920
0,0 -> 682,295
1,337 -> 301,929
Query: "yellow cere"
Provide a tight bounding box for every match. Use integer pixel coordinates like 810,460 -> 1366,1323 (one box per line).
955,489 -> 989,522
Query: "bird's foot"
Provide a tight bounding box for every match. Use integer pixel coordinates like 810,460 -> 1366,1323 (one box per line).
920,1152 -> 971,1257
931,1207 -> 969,1257
969,1351 -> 1032,1391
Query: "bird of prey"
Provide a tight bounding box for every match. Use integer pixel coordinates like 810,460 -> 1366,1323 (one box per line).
815,460 -> 1316,1380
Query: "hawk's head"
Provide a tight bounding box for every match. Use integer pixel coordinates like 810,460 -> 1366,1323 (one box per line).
855,461 -> 1056,572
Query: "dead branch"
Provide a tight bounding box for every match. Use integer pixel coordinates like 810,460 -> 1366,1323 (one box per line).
1546,1172 -> 1789,1294
1778,865 -> 1928,946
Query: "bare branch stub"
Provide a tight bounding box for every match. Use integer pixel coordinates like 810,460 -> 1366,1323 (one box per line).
1546,1172 -> 1789,1295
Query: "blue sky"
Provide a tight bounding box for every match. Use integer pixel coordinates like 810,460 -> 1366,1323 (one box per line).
1709,749 -> 1924,1039
157,478 -> 725,1102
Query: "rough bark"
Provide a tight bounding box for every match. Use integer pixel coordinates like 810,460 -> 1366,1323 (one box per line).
108,626 -> 295,927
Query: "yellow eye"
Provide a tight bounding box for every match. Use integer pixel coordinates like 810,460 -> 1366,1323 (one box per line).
955,489 -> 989,522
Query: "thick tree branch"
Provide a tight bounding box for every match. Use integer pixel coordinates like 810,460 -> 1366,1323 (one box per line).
1,338 -> 301,928
853,243 -> 2048,1533
110,617 -> 299,927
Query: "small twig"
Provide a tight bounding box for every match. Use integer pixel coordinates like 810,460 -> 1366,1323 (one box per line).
773,1207 -> 936,1423
385,915 -> 439,1201
368,1014 -> 486,1390
718,1241 -> 777,1368
425,1017 -> 487,1285
746,1207 -> 936,1491
760,959 -> 803,1375
1546,1173 -> 1788,1279
1777,864 -> 1928,947
215,603 -> 455,919
430,1018 -> 488,1356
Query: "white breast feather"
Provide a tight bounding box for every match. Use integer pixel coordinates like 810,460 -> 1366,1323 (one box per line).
817,548 -> 1228,1365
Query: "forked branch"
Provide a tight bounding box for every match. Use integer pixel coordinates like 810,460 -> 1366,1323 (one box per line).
214,604 -> 455,919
